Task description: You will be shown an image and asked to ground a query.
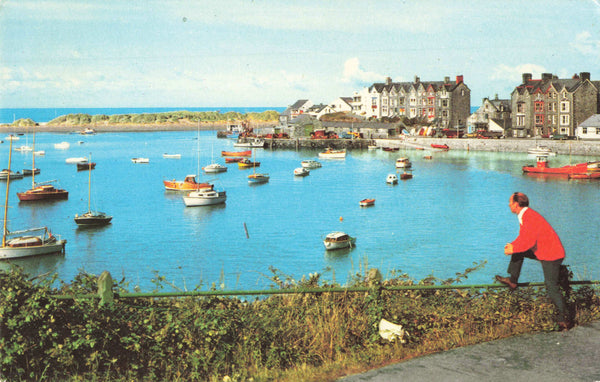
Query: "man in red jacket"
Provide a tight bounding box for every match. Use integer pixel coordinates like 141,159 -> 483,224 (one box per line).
496,192 -> 570,330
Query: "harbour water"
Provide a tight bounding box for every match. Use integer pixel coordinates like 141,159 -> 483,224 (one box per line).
0,130 -> 599,292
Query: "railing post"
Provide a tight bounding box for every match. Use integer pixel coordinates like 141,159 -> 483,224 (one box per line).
366,268 -> 383,342
97,271 -> 114,306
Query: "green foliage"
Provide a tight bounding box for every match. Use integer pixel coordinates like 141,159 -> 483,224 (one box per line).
1,265 -> 598,381
11,118 -> 37,127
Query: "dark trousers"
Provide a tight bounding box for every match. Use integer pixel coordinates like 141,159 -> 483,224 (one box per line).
507,250 -> 568,322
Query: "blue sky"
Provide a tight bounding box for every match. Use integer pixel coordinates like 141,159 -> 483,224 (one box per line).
1,0 -> 600,108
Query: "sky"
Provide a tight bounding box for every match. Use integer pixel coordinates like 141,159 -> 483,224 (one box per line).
1,0 -> 600,109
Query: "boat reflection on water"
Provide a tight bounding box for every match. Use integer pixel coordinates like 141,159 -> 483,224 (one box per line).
182,202 -> 226,220
324,246 -> 354,261
0,251 -> 65,275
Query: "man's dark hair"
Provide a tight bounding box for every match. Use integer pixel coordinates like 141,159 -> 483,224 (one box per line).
512,192 -> 529,207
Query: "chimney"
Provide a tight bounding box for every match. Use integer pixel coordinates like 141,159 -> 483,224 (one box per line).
542,73 -> 553,81
444,76 -> 450,84
522,73 -> 532,83
495,93 -> 499,100
456,75 -> 463,84
385,77 -> 392,85
580,72 -> 591,81
414,75 -> 420,83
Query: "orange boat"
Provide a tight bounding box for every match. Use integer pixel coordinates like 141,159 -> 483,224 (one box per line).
225,157 -> 244,163
359,198 -> 375,207
221,150 -> 251,157
163,175 -> 213,191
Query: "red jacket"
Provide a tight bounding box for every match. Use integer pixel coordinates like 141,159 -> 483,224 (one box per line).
512,208 -> 565,261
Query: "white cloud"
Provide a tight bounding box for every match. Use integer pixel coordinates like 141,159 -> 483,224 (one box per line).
341,58 -> 385,85
571,31 -> 600,56
491,64 -> 547,83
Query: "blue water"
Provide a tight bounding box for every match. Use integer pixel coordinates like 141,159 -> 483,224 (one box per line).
0,107 -> 286,124
0,131 -> 599,292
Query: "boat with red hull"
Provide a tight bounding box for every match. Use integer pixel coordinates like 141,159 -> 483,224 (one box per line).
221,150 -> 251,157
431,144 -> 449,150
522,156 -> 600,176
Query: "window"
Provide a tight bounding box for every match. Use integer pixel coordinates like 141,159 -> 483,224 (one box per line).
582,127 -> 588,134
517,116 -> 525,126
596,127 -> 600,135
560,101 -> 570,112
560,115 -> 570,126
534,102 -> 544,112
517,103 -> 525,113
548,102 -> 556,112
535,115 -> 544,125
382,97 -> 388,105
371,97 -> 377,106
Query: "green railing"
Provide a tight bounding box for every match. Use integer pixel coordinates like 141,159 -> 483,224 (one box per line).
50,271 -> 600,305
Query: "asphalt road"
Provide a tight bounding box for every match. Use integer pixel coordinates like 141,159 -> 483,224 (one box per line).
339,320 -> 600,382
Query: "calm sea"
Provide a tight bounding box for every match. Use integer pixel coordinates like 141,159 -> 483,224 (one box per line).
0,107 -> 286,124
0,131 -> 598,292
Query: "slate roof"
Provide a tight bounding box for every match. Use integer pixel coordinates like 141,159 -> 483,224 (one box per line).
514,76 -> 591,95
579,114 -> 600,127
369,78 -> 464,94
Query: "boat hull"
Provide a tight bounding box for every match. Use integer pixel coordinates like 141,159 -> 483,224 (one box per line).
221,150 -> 251,157
17,189 -> 68,201
74,212 -> 112,226
0,239 -> 66,260
163,179 -> 213,192
323,237 -> 356,250
248,174 -> 269,184
183,191 -> 227,206
359,199 -> 375,207
76,162 -> 96,171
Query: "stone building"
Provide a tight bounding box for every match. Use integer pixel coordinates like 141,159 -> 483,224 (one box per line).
350,75 -> 471,130
468,94 -> 511,134
511,72 -> 600,137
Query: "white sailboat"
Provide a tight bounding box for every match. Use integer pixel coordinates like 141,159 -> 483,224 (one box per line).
0,140 -> 66,260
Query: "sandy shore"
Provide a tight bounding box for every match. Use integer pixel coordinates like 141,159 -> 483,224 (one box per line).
0,122 -> 239,133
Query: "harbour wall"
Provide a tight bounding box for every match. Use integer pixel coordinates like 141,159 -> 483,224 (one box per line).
264,137 -> 600,157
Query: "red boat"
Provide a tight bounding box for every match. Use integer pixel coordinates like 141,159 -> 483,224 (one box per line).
17,182 -> 68,201
221,150 -> 251,157
225,157 -> 244,163
431,144 -> 449,150
522,156 -> 590,175
359,198 -> 375,207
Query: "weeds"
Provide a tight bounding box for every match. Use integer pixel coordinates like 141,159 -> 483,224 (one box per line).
0,264 -> 598,381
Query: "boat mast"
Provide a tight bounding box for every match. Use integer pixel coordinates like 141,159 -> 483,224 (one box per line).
31,131 -> 36,186
3,139 -> 13,247
87,153 -> 92,213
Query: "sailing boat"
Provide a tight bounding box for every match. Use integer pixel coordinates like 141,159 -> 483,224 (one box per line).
247,149 -> 269,184
0,139 -> 66,259
17,131 -> 68,201
74,154 -> 112,226
163,122 -> 213,191
202,145 -> 227,173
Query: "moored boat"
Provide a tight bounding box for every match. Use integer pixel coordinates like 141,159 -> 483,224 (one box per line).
294,167 -> 310,177
75,154 -> 112,226
400,171 -> 413,180
221,150 -> 252,157
76,162 -> 96,171
183,189 -> 227,207
431,143 -> 450,150
0,169 -> 23,180
17,181 -> 68,201
301,160 -> 322,169
323,231 -> 356,250
527,145 -> 555,156
238,159 -> 260,169
131,157 -> 149,164
163,175 -> 213,192
54,142 -> 70,149
163,153 -> 181,159
248,173 -> 269,184
359,198 -> 375,207
395,157 -> 412,168
568,172 -> 600,180
233,138 -> 265,148
225,157 -> 244,163
203,163 -> 228,173
318,148 -> 346,159
522,155 -> 589,175
66,157 -> 87,164
22,168 -> 40,176
386,174 -> 398,184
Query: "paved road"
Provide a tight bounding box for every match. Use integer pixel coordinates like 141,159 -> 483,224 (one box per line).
339,321 -> 600,382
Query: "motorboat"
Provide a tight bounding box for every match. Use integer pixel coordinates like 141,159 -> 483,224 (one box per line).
527,145 -> 555,156
225,157 -> 244,163
22,168 -> 40,176
79,128 -> 96,135
75,154 -> 112,226
0,169 -> 23,180
431,143 -> 450,150
202,163 -> 227,173
522,155 -> 590,175
17,181 -> 68,201
395,157 -> 412,168
301,160 -> 322,169
400,172 -> 413,180
163,175 -> 213,192
359,198 -> 375,207
183,189 -> 227,207
318,148 -> 346,159
233,138 -> 265,148
294,167 -> 310,177
221,150 -> 252,157
248,173 -> 269,184
66,157 -> 87,164
0,140 -> 66,259
386,174 -> 398,184
76,162 -> 96,171
382,147 -> 399,152
54,142 -> 70,149
131,157 -> 149,164
238,159 -> 260,169
15,145 -> 33,152
33,150 -> 45,156
323,232 -> 356,250
163,153 -> 181,159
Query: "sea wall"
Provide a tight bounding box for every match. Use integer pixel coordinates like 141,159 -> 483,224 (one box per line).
264,138 -> 374,150
374,137 -> 600,156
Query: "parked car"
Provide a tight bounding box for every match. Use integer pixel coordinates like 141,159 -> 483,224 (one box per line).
550,134 -> 577,140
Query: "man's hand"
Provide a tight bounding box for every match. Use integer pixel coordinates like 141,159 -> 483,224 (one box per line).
504,243 -> 514,255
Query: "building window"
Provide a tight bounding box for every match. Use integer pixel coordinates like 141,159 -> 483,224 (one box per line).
517,103 -> 525,113
560,101 -> 570,112
596,127 -> 600,135
442,99 -> 448,107
442,110 -> 448,117
560,115 -> 570,126
582,127 -> 587,134
517,116 -> 525,126
535,115 -> 544,125
382,98 -> 388,105
535,102 -> 544,112
548,102 -> 556,112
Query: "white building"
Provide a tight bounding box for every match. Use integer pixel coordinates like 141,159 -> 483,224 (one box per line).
577,114 -> 600,139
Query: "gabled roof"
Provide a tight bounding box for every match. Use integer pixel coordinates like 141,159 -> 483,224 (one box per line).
290,99 -> 309,109
368,77 -> 465,95
579,114 -> 600,127
515,76 -> 589,95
